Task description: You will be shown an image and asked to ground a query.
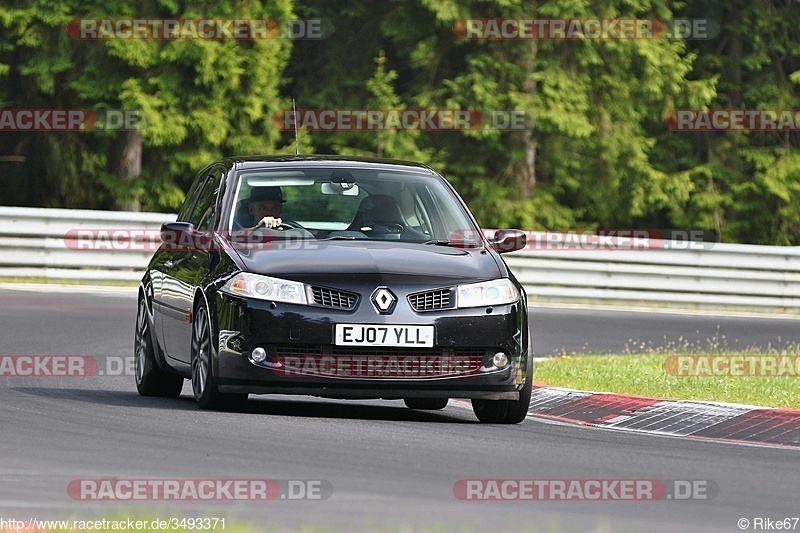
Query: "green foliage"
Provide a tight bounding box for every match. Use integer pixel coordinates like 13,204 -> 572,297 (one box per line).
671,0 -> 800,244
0,0 -> 798,244
0,0 -> 295,211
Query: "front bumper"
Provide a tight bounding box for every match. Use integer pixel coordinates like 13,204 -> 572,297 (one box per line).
212,291 -> 529,400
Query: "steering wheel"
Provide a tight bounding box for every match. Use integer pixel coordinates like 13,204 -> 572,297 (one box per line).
254,220 -> 300,231
275,221 -> 299,230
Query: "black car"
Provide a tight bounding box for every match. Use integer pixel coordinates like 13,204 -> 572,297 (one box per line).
135,156 -> 531,423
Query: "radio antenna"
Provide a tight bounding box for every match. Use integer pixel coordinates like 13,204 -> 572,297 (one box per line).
292,98 -> 299,155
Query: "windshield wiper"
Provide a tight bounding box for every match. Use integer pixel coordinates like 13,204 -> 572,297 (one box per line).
423,239 -> 484,248
423,239 -> 456,246
321,235 -> 357,241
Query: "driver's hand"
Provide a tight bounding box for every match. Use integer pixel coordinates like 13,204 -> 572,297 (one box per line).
257,216 -> 282,229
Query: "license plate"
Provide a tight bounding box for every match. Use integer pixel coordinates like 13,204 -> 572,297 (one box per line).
334,324 -> 434,347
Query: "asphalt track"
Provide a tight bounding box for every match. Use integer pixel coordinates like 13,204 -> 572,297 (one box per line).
1,285 -> 799,532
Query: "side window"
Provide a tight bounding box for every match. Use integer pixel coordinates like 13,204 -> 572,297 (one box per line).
188,169 -> 224,231
176,167 -> 211,222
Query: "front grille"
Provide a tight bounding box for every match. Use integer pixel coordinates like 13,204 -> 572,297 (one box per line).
407,288 -> 453,312
274,344 -> 487,379
310,286 -> 358,310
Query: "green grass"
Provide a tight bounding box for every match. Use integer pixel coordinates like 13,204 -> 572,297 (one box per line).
534,354 -> 800,408
534,345 -> 800,409
535,333 -> 800,408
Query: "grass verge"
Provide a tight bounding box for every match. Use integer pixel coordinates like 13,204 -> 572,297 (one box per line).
534,349 -> 800,409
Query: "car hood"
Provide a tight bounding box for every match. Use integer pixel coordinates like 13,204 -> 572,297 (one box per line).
232,240 -> 502,285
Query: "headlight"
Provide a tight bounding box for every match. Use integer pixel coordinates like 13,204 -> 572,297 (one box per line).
456,279 -> 519,308
222,272 -> 308,305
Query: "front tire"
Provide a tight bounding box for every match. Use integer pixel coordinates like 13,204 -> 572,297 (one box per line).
135,295 -> 183,398
471,361 -> 533,424
191,304 -> 247,411
404,398 -> 449,410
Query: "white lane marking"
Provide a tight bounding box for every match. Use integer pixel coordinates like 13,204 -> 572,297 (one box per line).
0,283 -> 136,296
599,401 -> 749,436
517,385 -> 800,450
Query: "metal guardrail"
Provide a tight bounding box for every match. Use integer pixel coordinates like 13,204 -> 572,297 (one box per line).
1,207 -> 799,312
0,206 -> 175,281
504,244 -> 800,311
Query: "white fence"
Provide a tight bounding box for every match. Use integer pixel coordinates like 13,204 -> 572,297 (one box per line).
505,244 -> 800,311
1,206 -> 799,312
0,207 -> 175,281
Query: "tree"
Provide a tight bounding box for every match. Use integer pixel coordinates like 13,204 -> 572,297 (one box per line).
0,0 -> 295,211
668,0 -> 800,244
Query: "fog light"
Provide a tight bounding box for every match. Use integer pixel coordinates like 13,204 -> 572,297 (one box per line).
251,347 -> 267,363
493,352 -> 508,368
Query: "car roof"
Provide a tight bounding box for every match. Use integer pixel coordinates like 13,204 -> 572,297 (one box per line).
224,155 -> 437,175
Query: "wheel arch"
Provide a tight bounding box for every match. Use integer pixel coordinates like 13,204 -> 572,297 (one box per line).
137,276 -> 171,370
192,286 -> 219,374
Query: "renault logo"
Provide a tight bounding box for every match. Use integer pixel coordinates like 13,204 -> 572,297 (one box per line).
370,287 -> 397,314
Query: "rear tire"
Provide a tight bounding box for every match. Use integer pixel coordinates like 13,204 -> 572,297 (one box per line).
135,295 -> 184,398
471,361 -> 533,424
404,398 -> 449,410
191,304 -> 247,411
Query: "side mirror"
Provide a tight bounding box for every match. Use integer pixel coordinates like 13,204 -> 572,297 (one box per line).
161,222 -> 203,250
488,229 -> 527,253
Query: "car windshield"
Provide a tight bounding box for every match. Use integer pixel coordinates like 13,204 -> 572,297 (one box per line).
227,167 -> 480,244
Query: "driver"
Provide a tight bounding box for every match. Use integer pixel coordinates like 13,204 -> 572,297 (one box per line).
246,186 -> 285,230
